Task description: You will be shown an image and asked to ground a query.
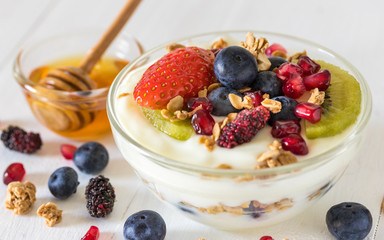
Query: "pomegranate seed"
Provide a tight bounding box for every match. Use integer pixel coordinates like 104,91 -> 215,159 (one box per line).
60,144 -> 77,160
191,109 -> 215,135
265,43 -> 287,57
276,62 -> 303,81
303,69 -> 331,91
281,134 -> 308,155
3,163 -> 26,185
260,236 -> 274,240
271,120 -> 301,138
282,74 -> 306,99
297,56 -> 321,76
295,102 -> 322,124
187,97 -> 213,113
243,91 -> 263,107
81,226 -> 99,240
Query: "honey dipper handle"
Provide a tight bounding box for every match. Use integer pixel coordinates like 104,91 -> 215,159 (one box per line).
79,0 -> 141,73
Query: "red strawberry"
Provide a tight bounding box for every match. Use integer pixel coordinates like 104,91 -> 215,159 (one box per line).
133,47 -> 216,109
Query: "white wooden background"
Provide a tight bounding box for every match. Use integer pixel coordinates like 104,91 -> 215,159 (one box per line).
1,0 -> 383,239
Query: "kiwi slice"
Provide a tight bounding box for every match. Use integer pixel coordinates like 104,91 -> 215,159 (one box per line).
141,107 -> 194,141
305,60 -> 361,139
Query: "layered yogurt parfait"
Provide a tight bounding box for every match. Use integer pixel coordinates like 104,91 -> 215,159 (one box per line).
107,31 -> 371,229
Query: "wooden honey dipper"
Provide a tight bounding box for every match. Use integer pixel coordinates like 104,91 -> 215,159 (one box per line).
33,0 -> 141,133
39,0 -> 141,91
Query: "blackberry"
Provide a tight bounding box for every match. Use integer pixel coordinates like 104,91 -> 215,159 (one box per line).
1,126 -> 42,154
217,106 -> 270,148
85,175 -> 115,218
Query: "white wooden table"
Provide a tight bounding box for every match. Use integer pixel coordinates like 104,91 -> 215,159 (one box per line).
1,0 -> 383,239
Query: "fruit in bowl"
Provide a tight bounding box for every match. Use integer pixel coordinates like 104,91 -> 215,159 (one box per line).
107,31 -> 371,229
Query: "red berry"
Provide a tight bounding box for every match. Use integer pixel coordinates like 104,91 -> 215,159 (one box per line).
260,236 -> 274,240
81,226 -> 99,240
276,62 -> 303,81
243,91 -> 263,107
303,69 -> 331,91
187,97 -> 213,112
191,109 -> 215,135
133,47 -> 216,109
265,43 -> 287,57
60,144 -> 77,160
295,102 -> 322,124
3,163 -> 26,185
282,74 -> 306,99
297,55 -> 321,76
271,120 -> 301,138
281,134 -> 308,155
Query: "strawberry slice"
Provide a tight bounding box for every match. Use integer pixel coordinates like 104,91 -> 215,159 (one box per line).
133,47 -> 216,109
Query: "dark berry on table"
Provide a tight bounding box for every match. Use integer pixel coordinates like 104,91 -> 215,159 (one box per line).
207,86 -> 243,116
191,109 -> 215,135
60,144 -> 77,160
276,62 -> 303,81
303,69 -> 331,91
265,43 -> 287,57
48,167 -> 79,199
73,142 -> 109,174
297,55 -> 321,76
85,175 -> 115,218
187,97 -> 213,112
243,90 -> 264,107
123,210 -> 166,240
268,96 -> 299,126
295,102 -> 322,124
1,126 -> 42,154
218,106 -> 270,148
252,71 -> 283,98
326,202 -> 372,240
81,226 -> 100,240
214,46 -> 258,89
3,163 -> 25,185
260,236 -> 274,240
268,56 -> 287,71
281,134 -> 308,155
282,74 -> 306,99
271,120 -> 301,138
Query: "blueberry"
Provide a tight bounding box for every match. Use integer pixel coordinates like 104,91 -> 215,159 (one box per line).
214,46 -> 258,89
326,202 -> 372,240
268,56 -> 287,71
48,167 -> 79,199
268,96 -> 299,126
123,210 -> 166,240
207,86 -> 243,116
252,71 -> 283,98
73,142 -> 109,174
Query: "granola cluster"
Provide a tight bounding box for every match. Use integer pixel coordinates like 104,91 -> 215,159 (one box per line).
5,181 -> 36,215
37,202 -> 63,227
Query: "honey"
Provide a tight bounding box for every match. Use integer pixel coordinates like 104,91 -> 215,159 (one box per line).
26,56 -> 129,140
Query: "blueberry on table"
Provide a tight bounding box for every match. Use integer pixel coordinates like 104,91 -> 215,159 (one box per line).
214,46 -> 258,89
124,210 -> 166,240
252,71 -> 283,98
268,96 -> 299,126
73,142 -> 109,174
48,167 -> 79,199
326,202 -> 372,240
208,86 -> 243,116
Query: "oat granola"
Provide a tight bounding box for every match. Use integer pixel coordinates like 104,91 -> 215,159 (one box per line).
5,181 -> 36,215
37,202 -> 63,227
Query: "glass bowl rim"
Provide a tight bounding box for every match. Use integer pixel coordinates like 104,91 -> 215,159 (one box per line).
107,30 -> 372,177
13,29 -> 141,100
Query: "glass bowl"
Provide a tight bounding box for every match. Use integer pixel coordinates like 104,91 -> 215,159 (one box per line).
107,31 -> 372,230
13,30 -> 143,140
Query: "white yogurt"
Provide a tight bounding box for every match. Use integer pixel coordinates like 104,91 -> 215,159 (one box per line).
115,63 -> 353,170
